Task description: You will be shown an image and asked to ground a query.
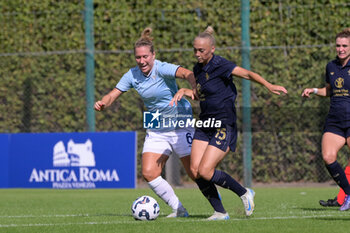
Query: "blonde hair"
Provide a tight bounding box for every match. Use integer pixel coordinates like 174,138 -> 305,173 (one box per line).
335,28 -> 350,40
195,26 -> 216,46
134,27 -> 154,53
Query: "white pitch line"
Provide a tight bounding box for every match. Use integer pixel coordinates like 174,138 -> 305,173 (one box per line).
0,221 -> 128,228
0,214 -> 90,218
0,214 -> 349,228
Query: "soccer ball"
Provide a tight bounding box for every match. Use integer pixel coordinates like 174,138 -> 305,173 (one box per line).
131,195 -> 160,221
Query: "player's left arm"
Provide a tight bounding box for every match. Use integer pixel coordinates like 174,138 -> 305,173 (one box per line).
232,66 -> 288,95
175,67 -> 198,99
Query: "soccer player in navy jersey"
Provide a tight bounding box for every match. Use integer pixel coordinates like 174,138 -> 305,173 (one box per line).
95,28 -> 198,218
302,28 -> 350,211
171,26 -> 287,220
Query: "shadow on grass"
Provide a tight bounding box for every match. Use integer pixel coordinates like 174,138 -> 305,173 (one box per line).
157,214 -> 210,219
88,213 -> 211,219
178,214 -> 211,219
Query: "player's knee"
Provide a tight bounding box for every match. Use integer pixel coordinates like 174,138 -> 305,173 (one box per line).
198,167 -> 212,181
190,166 -> 200,179
322,152 -> 337,165
184,168 -> 196,181
142,168 -> 160,182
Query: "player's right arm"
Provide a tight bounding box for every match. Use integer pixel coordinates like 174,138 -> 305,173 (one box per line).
94,88 -> 123,111
301,83 -> 331,98
169,88 -> 195,106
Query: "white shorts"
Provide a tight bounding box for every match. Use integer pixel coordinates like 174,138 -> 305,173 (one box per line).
142,128 -> 194,158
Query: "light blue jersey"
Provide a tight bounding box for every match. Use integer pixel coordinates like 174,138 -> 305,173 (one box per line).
116,60 -> 193,131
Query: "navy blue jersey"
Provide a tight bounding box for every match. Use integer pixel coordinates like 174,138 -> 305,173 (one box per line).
325,58 -> 350,123
193,55 -> 237,125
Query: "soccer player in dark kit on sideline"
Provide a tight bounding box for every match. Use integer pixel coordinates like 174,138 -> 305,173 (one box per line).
170,26 -> 288,220
95,27 -> 198,218
302,28 -> 350,211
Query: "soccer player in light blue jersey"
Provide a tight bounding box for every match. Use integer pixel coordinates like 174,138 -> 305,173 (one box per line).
302,28 -> 350,211
171,26 -> 287,220
95,28 -> 197,218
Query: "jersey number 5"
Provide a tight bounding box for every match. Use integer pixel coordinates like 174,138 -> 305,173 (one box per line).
215,128 -> 226,140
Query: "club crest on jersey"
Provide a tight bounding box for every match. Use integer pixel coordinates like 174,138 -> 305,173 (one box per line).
335,77 -> 344,88
348,70 -> 350,76
206,73 -> 209,80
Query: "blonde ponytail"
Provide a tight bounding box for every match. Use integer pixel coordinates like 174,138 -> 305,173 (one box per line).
195,26 -> 216,46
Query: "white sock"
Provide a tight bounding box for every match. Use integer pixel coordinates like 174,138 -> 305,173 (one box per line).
148,176 -> 182,210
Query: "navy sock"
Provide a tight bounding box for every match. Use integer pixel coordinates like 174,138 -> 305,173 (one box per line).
195,178 -> 226,213
210,170 -> 246,197
326,161 -> 350,195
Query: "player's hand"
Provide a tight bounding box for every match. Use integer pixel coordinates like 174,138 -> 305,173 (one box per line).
94,101 -> 106,111
192,88 -> 199,100
170,89 -> 185,106
170,88 -> 194,106
301,88 -> 314,98
267,84 -> 288,95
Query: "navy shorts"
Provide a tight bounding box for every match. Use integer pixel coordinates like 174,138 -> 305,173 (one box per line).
323,121 -> 350,139
193,124 -> 237,152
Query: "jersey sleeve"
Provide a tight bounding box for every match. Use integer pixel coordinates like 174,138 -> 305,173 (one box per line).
222,60 -> 237,79
116,70 -> 134,92
157,61 -> 180,80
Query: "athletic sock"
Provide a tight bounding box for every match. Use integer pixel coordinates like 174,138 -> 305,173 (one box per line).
210,169 -> 247,197
337,166 -> 350,205
326,161 -> 350,195
148,176 -> 182,210
195,178 -> 226,213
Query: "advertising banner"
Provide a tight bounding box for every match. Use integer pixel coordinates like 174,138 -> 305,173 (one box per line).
5,132 -> 136,189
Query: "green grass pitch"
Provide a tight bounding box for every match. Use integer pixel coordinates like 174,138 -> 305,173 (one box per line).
0,187 -> 349,233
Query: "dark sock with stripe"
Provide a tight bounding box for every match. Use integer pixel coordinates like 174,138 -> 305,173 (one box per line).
326,161 -> 350,195
195,178 -> 226,213
210,169 -> 247,197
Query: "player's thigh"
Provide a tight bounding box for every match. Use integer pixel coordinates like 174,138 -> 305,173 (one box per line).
142,152 -> 168,180
198,145 -> 229,180
322,132 -> 346,164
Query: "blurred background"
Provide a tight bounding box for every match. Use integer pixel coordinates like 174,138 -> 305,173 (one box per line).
1,0 -> 350,185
